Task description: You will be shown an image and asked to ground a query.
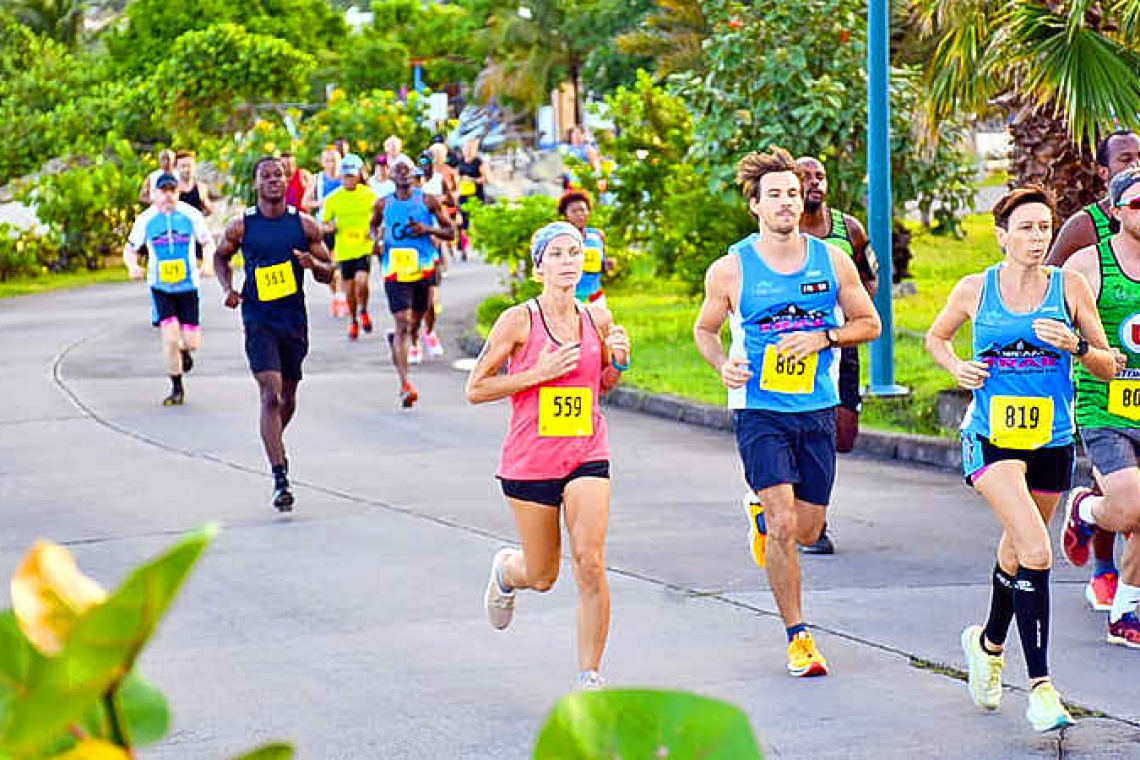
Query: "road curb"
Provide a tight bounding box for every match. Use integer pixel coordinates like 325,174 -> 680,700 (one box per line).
459,325 -> 1093,479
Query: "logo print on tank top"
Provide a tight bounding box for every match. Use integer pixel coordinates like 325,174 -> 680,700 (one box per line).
1119,313 -> 1140,354
757,303 -> 828,333
977,339 -> 1061,373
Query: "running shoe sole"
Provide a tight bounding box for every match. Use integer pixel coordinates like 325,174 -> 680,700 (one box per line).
273,488 -> 294,512
400,387 -> 419,408
162,393 -> 184,406
1061,487 -> 1093,567
1107,617 -> 1140,648
485,548 -> 517,630
787,660 -> 829,677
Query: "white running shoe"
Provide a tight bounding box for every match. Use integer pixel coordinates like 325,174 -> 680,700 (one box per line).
409,344 -> 423,365
961,624 -> 1003,710
485,548 -> 517,630
424,331 -> 445,358
574,670 -> 605,691
1026,681 -> 1075,732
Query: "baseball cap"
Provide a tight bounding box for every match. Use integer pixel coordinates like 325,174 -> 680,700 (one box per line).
1109,167 -> 1140,207
340,153 -> 364,175
155,173 -> 178,190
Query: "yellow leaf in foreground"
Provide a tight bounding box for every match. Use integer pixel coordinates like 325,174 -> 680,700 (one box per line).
10,541 -> 107,655
52,739 -> 131,760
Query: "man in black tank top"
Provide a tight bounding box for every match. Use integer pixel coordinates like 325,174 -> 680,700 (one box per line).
175,151 -> 213,216
215,156 -> 333,511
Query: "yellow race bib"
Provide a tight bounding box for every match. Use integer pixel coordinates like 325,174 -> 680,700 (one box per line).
254,261 -> 298,301
582,247 -> 603,274
1108,378 -> 1140,421
538,387 -> 593,437
459,179 -> 477,197
758,345 -> 817,394
158,259 -> 187,284
989,396 -> 1054,450
389,248 -> 421,282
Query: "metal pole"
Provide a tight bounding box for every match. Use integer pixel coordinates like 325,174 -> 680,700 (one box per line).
867,0 -> 908,396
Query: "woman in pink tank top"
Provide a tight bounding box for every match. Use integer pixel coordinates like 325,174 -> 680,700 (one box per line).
466,222 -> 630,690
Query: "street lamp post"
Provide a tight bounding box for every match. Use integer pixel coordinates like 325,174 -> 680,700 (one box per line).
867,0 -> 908,396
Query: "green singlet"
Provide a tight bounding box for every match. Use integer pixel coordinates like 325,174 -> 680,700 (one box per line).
823,209 -> 854,257
1085,202 -> 1115,244
1075,240 -> 1140,430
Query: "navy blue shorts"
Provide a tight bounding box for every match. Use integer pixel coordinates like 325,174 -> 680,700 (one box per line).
734,407 -> 837,506
244,321 -> 308,381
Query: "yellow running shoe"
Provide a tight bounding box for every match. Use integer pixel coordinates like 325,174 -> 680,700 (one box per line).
787,631 -> 829,677
742,492 -> 766,568
1025,681 -> 1074,732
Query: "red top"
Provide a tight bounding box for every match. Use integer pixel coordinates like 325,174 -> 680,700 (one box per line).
285,171 -> 306,208
496,299 -> 610,479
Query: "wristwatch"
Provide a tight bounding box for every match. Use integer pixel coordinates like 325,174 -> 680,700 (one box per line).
825,328 -> 839,348
1073,337 -> 1089,357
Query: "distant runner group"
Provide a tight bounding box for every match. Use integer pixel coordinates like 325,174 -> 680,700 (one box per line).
121,129 -> 1140,725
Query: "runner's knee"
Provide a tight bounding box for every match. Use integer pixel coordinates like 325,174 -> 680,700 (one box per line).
571,548 -> 605,590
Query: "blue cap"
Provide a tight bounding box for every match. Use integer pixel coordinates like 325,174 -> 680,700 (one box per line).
1110,167 -> 1140,207
340,153 -> 364,175
529,222 -> 583,267
155,173 -> 178,190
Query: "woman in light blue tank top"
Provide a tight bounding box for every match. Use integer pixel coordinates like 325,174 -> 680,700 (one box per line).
925,188 -> 1117,732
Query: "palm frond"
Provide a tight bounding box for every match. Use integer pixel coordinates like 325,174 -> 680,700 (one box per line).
1110,0 -> 1140,38
1003,1 -> 1140,145
920,1 -> 999,123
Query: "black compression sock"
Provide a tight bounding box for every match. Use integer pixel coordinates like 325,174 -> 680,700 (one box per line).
170,375 -> 183,393
1013,566 -> 1051,680
271,464 -> 288,484
983,565 -> 1016,651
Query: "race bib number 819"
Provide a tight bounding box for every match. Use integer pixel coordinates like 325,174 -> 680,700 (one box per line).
989,396 -> 1053,450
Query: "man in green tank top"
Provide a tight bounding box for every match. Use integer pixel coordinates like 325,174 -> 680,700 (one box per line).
1062,167 -> 1140,649
795,156 -> 880,555
1048,130 -> 1140,612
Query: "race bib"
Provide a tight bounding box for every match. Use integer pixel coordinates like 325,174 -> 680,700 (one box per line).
340,228 -> 368,246
538,387 -> 593,437
1108,378 -> 1140,421
582,247 -> 603,274
758,345 -> 817,394
158,259 -> 187,284
254,261 -> 297,301
989,396 -> 1053,450
389,247 -> 421,282
459,179 -> 477,197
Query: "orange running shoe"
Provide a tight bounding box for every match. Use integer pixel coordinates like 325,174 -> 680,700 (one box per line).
400,382 -> 418,408
360,311 -> 373,333
348,322 -> 359,341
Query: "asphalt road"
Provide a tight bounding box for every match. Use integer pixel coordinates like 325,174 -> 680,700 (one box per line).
1,259 -> 1137,759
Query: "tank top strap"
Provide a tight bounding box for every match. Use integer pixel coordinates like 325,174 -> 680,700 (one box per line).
979,264 -> 1002,314
1097,239 -> 1120,278
1087,202 -> 1113,242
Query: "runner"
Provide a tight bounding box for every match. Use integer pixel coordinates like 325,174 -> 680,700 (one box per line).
416,151 -> 453,358
175,151 -> 213,216
368,154 -> 395,198
1061,167 -> 1140,648
370,157 -> 453,406
303,146 -> 347,318
795,155 -> 881,555
320,153 -> 379,340
466,221 -> 630,690
123,173 -> 215,406
926,187 -> 1116,729
214,156 -> 333,511
383,135 -> 411,168
558,190 -> 612,308
1048,129 -> 1140,612
693,147 -> 881,678
455,138 -> 489,260
282,152 -> 311,211
562,126 -> 602,190
139,149 -> 177,205
427,142 -> 460,271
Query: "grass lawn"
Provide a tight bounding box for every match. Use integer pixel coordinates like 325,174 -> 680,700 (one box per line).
603,214 -> 1002,436
0,267 -> 127,299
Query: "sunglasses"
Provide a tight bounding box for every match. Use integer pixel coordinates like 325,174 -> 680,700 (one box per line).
1118,197 -> 1140,211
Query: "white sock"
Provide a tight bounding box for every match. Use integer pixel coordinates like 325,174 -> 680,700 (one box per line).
1078,495 -> 1098,525
1110,581 -> 1140,623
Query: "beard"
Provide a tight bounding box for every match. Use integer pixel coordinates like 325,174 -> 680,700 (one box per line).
803,198 -> 822,212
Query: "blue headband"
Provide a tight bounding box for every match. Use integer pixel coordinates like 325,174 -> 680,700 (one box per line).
530,222 -> 583,266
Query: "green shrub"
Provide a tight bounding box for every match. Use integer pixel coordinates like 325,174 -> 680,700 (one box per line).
477,294 -> 516,330
467,194 -> 559,295
0,224 -> 57,281
300,88 -> 435,163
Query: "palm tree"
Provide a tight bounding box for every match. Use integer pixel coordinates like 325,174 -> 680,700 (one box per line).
913,0 -> 1140,218
473,0 -> 600,124
10,0 -> 85,48
615,0 -> 711,77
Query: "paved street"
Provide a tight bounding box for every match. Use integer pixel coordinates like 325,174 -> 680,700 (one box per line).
1,260 -> 1138,759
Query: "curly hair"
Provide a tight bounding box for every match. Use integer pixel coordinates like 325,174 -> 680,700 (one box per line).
736,146 -> 802,201
558,189 -> 591,217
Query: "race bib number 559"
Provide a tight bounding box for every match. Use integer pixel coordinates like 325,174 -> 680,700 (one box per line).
538,387 -> 593,437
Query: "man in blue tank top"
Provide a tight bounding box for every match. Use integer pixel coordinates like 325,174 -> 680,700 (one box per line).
214,157 -> 334,512
694,146 -> 881,678
369,156 -> 454,408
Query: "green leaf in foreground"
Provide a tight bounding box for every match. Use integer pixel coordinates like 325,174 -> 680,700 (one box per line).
229,742 -> 295,760
0,525 -> 217,756
533,689 -> 763,760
